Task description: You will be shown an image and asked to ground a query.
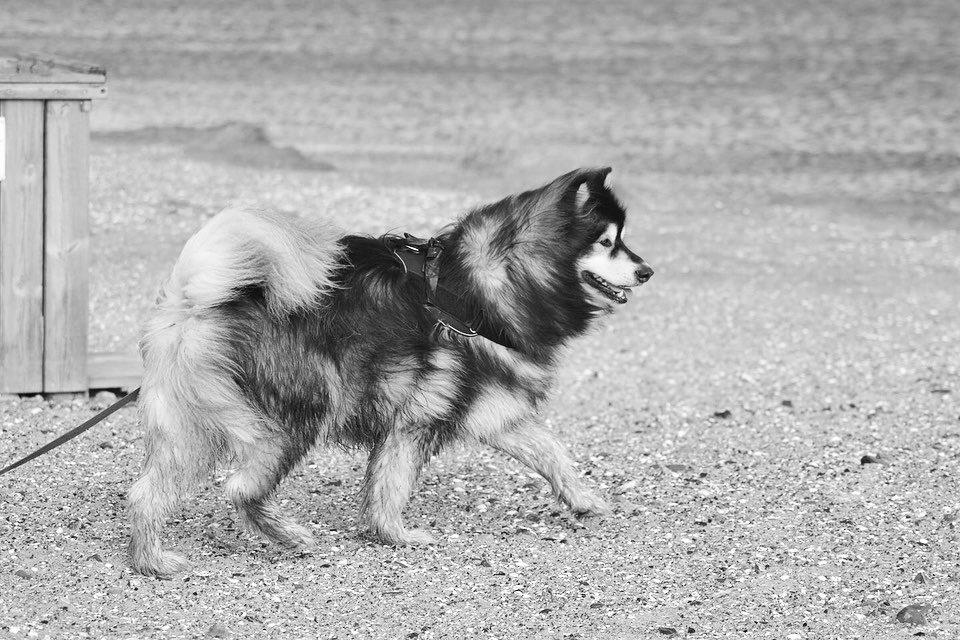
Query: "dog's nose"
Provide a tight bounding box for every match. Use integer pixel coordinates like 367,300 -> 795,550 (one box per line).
635,263 -> 654,284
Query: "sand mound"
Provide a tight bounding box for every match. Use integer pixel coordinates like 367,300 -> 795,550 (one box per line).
94,122 -> 334,172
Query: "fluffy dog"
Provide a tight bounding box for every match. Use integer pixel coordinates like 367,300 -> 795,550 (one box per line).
128,166 -> 653,576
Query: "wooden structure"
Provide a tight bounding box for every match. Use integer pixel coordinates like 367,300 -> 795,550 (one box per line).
0,54 -> 107,394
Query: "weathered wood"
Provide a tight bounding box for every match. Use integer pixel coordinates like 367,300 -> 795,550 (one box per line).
0,53 -> 106,83
0,100 -> 45,393
43,100 -> 90,393
1,55 -> 107,395
0,54 -> 107,101
88,351 -> 142,392
0,84 -> 107,100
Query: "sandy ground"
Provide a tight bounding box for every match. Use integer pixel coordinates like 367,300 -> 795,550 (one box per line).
1,1 -> 960,638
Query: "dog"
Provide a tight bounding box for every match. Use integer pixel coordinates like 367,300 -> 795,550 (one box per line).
128,166 -> 653,576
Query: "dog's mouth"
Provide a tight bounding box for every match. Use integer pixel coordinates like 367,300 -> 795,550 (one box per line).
582,271 -> 631,304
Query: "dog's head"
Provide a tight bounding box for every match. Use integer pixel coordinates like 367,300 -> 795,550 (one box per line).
449,166 -> 652,353
571,168 -> 653,310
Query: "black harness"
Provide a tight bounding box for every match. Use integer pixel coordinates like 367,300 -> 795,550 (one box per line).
389,233 -> 481,338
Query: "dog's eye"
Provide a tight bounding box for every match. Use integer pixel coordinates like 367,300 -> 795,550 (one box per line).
599,238 -> 613,248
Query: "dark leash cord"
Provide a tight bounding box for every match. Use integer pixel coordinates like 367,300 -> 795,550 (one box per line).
0,387 -> 140,476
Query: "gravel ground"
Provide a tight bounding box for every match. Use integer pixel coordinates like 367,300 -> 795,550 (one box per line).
2,1 -> 960,638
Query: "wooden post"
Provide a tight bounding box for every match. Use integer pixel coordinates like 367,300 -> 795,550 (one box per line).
0,54 -> 105,395
0,100 -> 45,393
43,100 -> 90,393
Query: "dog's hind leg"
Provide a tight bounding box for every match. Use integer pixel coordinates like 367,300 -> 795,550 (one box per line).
360,429 -> 436,545
481,423 -> 610,517
225,441 -> 317,553
128,428 -> 204,577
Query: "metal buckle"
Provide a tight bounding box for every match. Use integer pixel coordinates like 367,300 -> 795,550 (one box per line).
426,304 -> 478,338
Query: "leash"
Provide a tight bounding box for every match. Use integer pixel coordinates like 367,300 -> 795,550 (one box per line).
0,387 -> 140,476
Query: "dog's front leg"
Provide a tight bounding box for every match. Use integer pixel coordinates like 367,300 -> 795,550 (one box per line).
360,429 -> 437,545
481,422 -> 610,517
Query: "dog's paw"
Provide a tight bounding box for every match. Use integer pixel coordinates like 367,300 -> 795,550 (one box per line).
372,525 -> 437,546
283,524 -> 318,553
569,495 -> 612,518
292,539 -> 318,555
132,550 -> 190,578
399,528 -> 438,545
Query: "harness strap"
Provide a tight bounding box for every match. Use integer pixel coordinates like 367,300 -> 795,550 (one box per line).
391,234 -> 478,338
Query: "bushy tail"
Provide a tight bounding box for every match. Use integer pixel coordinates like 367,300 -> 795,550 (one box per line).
158,206 -> 343,317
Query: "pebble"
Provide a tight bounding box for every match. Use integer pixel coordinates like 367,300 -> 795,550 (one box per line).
860,454 -> 880,465
896,604 -> 931,625
914,572 -> 927,584
94,390 -> 118,404
206,623 -> 231,637
657,628 -> 677,636
14,569 -> 32,579
614,480 -> 637,494
712,410 -> 732,419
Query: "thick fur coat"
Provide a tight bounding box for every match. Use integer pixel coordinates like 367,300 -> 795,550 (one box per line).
128,167 -> 653,576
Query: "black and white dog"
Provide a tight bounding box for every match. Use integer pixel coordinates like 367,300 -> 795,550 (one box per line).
128,167 -> 653,576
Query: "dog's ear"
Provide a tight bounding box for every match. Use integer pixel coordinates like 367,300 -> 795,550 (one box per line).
537,167 -> 614,215
569,167 -> 613,214
587,166 -> 613,190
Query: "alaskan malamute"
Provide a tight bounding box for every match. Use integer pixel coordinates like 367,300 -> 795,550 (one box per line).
128,167 -> 653,576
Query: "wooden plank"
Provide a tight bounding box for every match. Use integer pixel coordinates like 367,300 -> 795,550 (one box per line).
87,351 -> 142,392
0,53 -> 107,83
0,84 -> 107,100
43,99 -> 90,393
0,100 -> 44,394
